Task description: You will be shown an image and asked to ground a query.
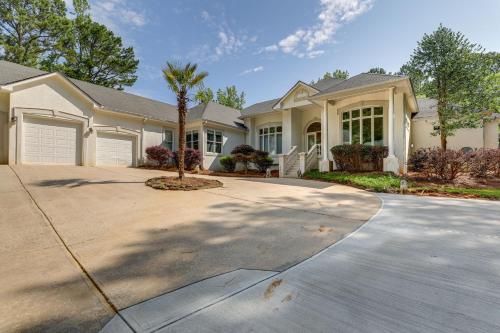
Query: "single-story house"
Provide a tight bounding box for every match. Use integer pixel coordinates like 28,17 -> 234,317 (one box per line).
0,60 -> 245,170
1,60 -> 498,176
241,74 -> 499,177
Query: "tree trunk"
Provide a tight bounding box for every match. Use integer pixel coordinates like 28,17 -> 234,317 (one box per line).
177,89 -> 187,180
440,129 -> 447,151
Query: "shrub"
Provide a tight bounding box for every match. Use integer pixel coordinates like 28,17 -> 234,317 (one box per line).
145,145 -> 173,167
253,155 -> 274,172
219,155 -> 236,172
408,148 -> 429,172
231,144 -> 255,172
330,144 -> 387,172
410,148 -> 470,181
469,148 -> 500,178
174,148 -> 202,170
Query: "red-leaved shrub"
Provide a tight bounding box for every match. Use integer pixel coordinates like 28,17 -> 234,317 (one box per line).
174,148 -> 202,170
469,148 -> 500,178
145,145 -> 173,167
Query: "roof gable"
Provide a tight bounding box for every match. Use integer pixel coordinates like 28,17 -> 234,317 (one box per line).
272,81 -> 319,110
188,101 -> 245,130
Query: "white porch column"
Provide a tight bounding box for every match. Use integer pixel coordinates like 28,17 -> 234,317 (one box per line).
388,86 -> 395,157
383,87 -> 399,174
319,100 -> 330,172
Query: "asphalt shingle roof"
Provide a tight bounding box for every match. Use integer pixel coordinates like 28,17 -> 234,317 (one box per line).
188,101 -> 246,130
414,98 -> 438,119
0,60 -> 178,123
242,73 -> 406,118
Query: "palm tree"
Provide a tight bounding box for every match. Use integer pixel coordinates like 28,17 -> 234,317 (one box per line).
163,62 -> 208,180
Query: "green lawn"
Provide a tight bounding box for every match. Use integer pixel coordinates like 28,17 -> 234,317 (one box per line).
304,170 -> 500,200
412,186 -> 500,199
304,170 -> 402,192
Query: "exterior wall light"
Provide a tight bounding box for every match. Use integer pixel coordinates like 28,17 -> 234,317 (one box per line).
10,116 -> 17,123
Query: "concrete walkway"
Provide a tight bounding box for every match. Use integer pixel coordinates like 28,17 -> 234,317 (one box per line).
152,194 -> 500,333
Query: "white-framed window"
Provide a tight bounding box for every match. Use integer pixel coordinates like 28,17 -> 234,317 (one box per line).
186,130 -> 199,150
342,106 -> 383,146
206,129 -> 223,154
259,125 -> 282,154
162,129 -> 173,150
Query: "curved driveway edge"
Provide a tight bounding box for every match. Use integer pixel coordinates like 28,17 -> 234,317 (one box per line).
160,194 -> 500,333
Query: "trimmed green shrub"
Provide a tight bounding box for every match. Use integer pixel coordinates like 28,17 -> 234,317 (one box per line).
219,155 -> 236,172
330,144 -> 387,172
254,156 -> 274,172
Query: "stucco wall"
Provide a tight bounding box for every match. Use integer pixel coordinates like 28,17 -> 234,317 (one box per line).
411,116 -> 485,151
201,124 -> 245,171
484,120 -> 499,149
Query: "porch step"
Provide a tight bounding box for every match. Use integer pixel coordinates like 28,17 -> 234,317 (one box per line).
284,160 -> 300,178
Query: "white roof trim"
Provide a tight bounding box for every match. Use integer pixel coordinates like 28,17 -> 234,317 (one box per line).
272,81 -> 319,110
1,72 -> 100,106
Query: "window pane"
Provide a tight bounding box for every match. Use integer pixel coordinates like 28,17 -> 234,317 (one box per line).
186,133 -> 192,142
342,121 -> 350,143
193,141 -> 199,150
374,107 -> 383,116
215,132 -> 222,143
352,119 -> 360,144
352,109 -> 360,118
269,134 -> 276,154
307,134 -> 315,150
164,130 -> 173,141
362,108 -> 371,117
277,126 -> 282,133
374,117 -> 383,145
263,128 -> 268,134
259,136 -> 264,150
215,143 -> 222,154
342,112 -> 349,120
269,127 -> 275,134
277,133 -> 282,154
362,118 -> 372,144
207,130 -> 214,141
193,131 -> 198,141
264,135 -> 269,152
259,128 -> 263,135
207,142 -> 214,153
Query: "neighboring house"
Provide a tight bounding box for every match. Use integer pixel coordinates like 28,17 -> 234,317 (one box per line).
241,75 -> 500,177
0,60 -> 245,170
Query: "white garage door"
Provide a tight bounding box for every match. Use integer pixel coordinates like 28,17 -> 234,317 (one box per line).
96,132 -> 134,166
23,116 -> 81,165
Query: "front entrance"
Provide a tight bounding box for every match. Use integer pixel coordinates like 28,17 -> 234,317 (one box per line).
306,122 -> 321,153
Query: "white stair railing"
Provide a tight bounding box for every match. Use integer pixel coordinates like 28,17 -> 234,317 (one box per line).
305,143 -> 319,172
278,145 -> 298,177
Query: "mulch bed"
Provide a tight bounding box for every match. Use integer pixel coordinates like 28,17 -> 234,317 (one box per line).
145,176 -> 223,191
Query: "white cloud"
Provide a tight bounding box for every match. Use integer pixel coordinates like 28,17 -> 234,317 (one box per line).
240,66 -> 264,75
274,0 -> 373,58
214,29 -> 244,57
200,10 -> 212,21
90,0 -> 147,32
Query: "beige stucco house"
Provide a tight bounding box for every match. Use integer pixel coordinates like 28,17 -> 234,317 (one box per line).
241,75 -> 499,177
1,60 -> 498,176
0,60 -> 245,170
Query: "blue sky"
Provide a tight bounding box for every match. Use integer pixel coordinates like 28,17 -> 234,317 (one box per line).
86,0 -> 500,107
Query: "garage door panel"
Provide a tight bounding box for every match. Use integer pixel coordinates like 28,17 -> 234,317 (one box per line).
23,117 -> 81,165
96,132 -> 134,166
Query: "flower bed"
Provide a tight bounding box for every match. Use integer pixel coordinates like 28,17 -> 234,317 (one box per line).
145,177 -> 222,191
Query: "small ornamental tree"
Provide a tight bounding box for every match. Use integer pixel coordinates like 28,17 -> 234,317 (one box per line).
252,150 -> 273,172
231,144 -> 255,172
219,155 -> 236,172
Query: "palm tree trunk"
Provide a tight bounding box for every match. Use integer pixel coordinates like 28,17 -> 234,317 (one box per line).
178,89 -> 187,180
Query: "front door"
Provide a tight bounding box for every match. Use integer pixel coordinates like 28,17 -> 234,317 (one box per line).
307,131 -> 321,153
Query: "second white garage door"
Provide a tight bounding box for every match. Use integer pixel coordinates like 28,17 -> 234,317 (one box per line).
96,132 -> 134,166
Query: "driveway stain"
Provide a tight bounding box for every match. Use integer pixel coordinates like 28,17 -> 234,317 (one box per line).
264,279 -> 283,300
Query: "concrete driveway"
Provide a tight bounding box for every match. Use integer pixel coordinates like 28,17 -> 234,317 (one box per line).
0,165 -> 380,332
161,194 -> 500,333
